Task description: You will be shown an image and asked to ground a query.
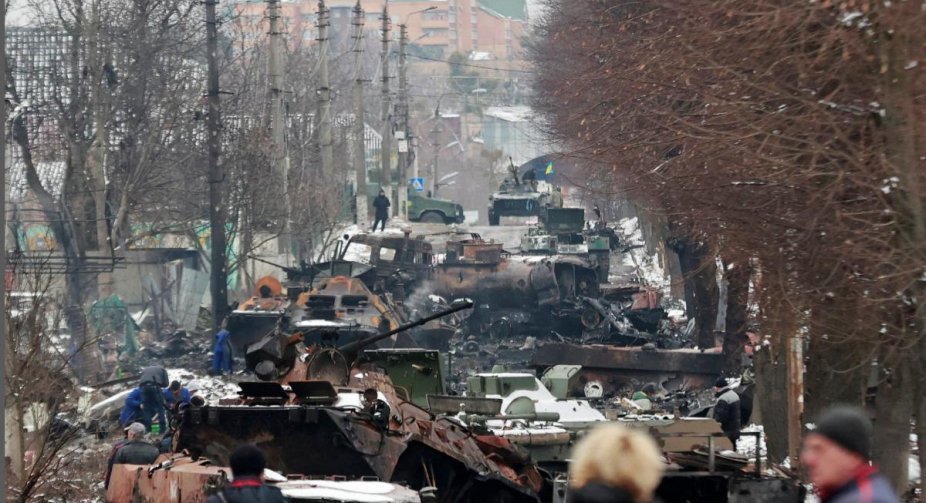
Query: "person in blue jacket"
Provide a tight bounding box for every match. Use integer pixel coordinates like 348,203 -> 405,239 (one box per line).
163,381 -> 191,411
118,388 -> 143,427
211,321 -> 233,375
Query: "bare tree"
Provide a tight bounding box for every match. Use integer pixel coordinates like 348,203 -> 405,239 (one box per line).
530,0 -> 924,488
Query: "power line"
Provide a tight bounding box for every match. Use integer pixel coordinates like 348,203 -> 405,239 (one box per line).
406,53 -> 535,74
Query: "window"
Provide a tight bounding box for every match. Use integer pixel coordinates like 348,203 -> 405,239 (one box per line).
343,242 -> 373,264
423,10 -> 447,21
379,247 -> 397,261
423,28 -> 449,38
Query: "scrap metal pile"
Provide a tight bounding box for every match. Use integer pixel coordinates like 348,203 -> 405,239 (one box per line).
102,204 -> 800,502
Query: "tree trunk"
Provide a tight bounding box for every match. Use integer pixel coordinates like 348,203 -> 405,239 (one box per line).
668,237 -> 718,349
871,352 -> 913,493
803,290 -> 869,420
722,261 -> 749,373
5,400 -> 24,483
754,341 -> 789,464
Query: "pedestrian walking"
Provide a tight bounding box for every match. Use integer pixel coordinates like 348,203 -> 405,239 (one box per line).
711,376 -> 742,448
801,405 -> 900,503
372,189 -> 391,232
568,423 -> 665,503
212,321 -> 233,375
206,444 -> 286,503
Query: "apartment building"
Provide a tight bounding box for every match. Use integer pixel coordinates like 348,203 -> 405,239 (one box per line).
231,0 -> 528,59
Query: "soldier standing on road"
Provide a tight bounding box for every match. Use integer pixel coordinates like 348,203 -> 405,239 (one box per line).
372,189 -> 391,232
711,377 -> 742,448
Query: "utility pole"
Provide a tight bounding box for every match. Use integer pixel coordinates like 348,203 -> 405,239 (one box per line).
267,0 -> 291,259
351,1 -> 367,224
1,0 -> 8,493
317,1 -> 333,183
430,120 -> 442,197
397,24 -> 408,219
205,0 -> 228,334
379,4 -> 393,215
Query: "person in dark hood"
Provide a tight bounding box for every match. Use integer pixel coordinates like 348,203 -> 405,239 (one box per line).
372,189 -> 390,232
568,423 -> 665,503
711,376 -> 742,448
205,444 -> 285,503
801,406 -> 899,503
138,366 -> 168,432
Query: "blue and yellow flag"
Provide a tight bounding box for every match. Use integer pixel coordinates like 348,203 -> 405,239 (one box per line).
545,161 -> 555,175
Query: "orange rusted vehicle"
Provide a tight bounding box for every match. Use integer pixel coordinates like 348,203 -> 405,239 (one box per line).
106,303 -> 544,503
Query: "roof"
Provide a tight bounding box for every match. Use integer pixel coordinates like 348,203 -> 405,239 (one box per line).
478,0 -> 527,20
484,105 -> 532,122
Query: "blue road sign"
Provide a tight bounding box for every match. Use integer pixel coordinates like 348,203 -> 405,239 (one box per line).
410,177 -> 425,192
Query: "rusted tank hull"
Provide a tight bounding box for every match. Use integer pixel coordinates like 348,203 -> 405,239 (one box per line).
106,457 -> 228,503
432,261 -> 547,308
431,257 -> 598,310
175,403 -> 541,502
530,343 -> 724,394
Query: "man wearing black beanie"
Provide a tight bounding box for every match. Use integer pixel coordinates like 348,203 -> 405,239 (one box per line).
800,405 -> 899,503
206,444 -> 285,503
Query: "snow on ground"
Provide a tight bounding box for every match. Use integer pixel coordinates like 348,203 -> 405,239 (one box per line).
613,217 -> 672,296
738,423 -> 767,460
166,368 -> 241,403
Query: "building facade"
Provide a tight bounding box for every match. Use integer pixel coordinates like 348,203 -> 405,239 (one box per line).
230,0 -> 528,59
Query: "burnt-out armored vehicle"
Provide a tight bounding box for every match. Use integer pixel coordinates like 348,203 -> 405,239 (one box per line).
107,303 -> 546,503
520,207 -> 612,283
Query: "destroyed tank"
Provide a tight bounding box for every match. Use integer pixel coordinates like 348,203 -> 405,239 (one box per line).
519,207 -> 611,283
106,301 -> 546,503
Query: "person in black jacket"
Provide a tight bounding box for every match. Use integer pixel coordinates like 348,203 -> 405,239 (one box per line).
362,388 -> 391,430
372,189 -> 390,232
711,377 -> 742,448
111,423 -> 160,466
138,366 -> 169,432
206,444 -> 286,503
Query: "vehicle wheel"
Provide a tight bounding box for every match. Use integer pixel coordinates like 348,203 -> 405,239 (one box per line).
419,211 -> 445,224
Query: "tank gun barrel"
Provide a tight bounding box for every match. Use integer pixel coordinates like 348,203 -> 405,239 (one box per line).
247,255 -> 309,278
337,301 -> 474,356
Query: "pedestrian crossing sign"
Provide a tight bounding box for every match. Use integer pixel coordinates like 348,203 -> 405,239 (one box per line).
410,177 -> 425,192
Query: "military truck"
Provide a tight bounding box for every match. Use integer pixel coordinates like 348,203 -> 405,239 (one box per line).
407,190 -> 465,224
366,184 -> 464,224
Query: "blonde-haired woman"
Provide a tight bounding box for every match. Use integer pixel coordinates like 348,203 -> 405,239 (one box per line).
568,423 -> 665,503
